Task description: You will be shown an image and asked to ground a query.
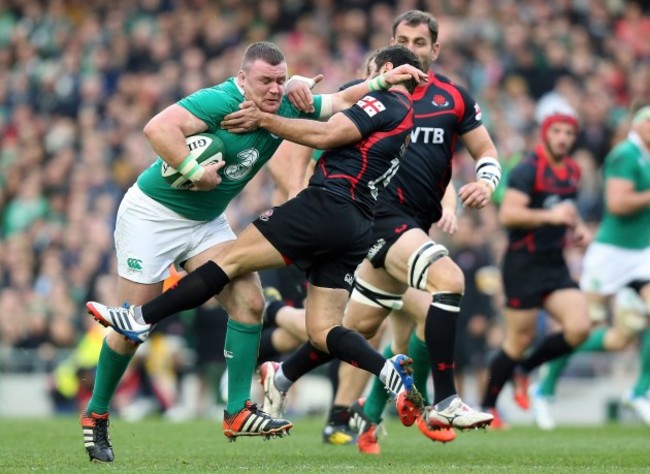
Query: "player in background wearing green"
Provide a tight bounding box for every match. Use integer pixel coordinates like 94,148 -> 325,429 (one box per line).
80,41 -> 424,462
530,102 -> 650,429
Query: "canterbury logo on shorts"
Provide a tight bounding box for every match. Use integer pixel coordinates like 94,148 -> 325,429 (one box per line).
126,258 -> 143,271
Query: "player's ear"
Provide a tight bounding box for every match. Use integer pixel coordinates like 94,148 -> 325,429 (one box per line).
237,69 -> 246,86
381,62 -> 394,74
430,42 -> 441,61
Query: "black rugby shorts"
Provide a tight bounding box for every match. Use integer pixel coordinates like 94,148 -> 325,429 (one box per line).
502,251 -> 578,309
253,187 -> 372,291
366,201 -> 431,269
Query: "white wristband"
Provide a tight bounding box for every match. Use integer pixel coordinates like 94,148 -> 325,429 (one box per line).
187,165 -> 205,183
286,75 -> 316,90
475,157 -> 501,191
177,154 -> 205,183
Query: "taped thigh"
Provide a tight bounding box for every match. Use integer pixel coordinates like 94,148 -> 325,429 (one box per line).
614,287 -> 648,334
587,302 -> 608,324
407,241 -> 448,290
350,276 -> 404,311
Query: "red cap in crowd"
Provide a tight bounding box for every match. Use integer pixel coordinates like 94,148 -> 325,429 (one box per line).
540,113 -> 579,139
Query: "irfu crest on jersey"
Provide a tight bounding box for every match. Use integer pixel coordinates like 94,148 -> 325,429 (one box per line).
225,148 -> 259,180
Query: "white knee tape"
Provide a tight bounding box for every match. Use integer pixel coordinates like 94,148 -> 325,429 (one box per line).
588,302 -> 607,324
614,287 -> 648,334
350,276 -> 404,311
407,241 -> 448,290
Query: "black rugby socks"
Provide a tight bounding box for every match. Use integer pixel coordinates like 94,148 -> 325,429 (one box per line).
326,326 -> 385,376
142,261 -> 230,324
425,305 -> 458,404
257,327 -> 282,363
481,349 -> 518,408
281,341 -> 333,381
519,332 -> 574,373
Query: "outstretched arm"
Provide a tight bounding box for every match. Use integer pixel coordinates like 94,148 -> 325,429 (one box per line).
326,64 -> 426,115
223,102 -> 362,150
275,64 -> 427,120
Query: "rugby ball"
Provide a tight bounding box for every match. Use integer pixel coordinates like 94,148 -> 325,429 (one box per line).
161,132 -> 225,189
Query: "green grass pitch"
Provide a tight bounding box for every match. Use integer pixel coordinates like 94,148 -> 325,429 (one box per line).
1,416 -> 648,473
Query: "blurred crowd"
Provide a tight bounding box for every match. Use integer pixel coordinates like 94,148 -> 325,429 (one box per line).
0,0 -> 649,413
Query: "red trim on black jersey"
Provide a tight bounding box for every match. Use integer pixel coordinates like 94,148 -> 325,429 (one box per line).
533,144 -> 581,195
412,72 -> 467,166
430,74 -> 466,124
413,71 -> 466,123
507,146 -> 581,254
318,159 -> 327,177
393,89 -> 413,109
396,187 -> 405,204
414,110 -> 451,119
327,95 -> 413,201
411,70 -> 433,102
509,233 -> 536,253
327,119 -> 412,200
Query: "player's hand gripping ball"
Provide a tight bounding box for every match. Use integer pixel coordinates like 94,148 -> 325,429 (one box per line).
161,132 -> 225,189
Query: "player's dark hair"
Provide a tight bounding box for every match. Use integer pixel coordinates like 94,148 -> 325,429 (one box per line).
374,45 -> 423,94
361,50 -> 379,78
392,10 -> 439,43
241,41 -> 285,70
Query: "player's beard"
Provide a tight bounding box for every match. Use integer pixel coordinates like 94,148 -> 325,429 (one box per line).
544,140 -> 570,162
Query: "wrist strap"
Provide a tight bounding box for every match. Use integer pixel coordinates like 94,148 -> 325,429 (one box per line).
177,154 -> 204,183
368,74 -> 389,92
177,154 -> 196,174
475,157 -> 501,191
287,75 -> 316,90
187,165 -> 205,182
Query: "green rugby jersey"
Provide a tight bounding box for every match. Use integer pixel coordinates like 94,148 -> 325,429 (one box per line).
137,77 -> 322,221
595,134 -> 650,249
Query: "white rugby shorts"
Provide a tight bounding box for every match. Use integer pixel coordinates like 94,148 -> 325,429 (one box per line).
114,184 -> 236,284
580,242 -> 650,295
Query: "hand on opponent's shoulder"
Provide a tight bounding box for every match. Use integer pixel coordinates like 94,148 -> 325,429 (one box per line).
221,100 -> 264,134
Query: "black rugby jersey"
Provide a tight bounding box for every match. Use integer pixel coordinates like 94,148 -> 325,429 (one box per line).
380,70 -> 482,225
309,89 -> 413,219
505,144 -> 581,254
